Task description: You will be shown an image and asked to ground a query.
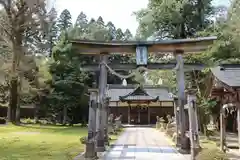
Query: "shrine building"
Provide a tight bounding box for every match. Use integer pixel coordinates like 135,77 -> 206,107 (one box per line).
107,84 -> 174,125
210,64 -> 240,133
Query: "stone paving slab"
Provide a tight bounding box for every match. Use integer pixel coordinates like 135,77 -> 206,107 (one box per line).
102,127 -> 190,160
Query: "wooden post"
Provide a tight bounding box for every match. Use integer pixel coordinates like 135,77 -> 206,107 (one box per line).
175,51 -> 188,150
194,101 -> 200,149
105,97 -> 110,146
148,107 -> 150,125
138,109 -> 140,124
174,97 -> 181,147
220,106 -> 226,152
128,105 -> 130,124
237,107 -> 240,153
96,54 -> 108,152
85,89 -> 98,159
187,90 -> 200,160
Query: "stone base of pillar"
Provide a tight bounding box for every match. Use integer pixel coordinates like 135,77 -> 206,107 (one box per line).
84,141 -> 97,159
104,127 -> 109,146
96,139 -> 105,152
176,136 -> 181,148
194,146 -> 202,155
179,136 -> 191,153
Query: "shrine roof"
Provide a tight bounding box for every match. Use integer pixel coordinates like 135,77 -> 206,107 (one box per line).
107,84 -> 172,102
211,64 -> 240,87
119,86 -> 159,102
71,37 -> 216,54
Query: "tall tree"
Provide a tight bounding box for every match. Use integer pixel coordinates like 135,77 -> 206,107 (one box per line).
47,8 -> 58,56
50,36 -> 89,125
96,16 -> 104,26
57,9 -> 72,38
75,12 -> 88,28
135,0 -> 214,39
123,29 -> 133,40
106,21 -> 116,40
0,0 -> 50,124
115,28 -> 124,40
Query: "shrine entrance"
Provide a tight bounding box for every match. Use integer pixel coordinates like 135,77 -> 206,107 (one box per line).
71,37 -> 216,158
130,105 -> 149,124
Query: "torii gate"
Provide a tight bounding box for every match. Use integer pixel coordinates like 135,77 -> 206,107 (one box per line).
71,37 -> 216,158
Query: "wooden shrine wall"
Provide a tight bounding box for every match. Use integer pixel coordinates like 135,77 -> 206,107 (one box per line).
109,106 -> 174,124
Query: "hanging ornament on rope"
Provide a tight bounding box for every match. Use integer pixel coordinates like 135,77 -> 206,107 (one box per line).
101,61 -> 148,79
122,79 -> 127,86
102,61 -> 180,80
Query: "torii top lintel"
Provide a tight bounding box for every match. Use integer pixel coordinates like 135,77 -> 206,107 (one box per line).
71,36 -> 217,54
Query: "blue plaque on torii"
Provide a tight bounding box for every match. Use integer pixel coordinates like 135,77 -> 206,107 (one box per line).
136,46 -> 148,66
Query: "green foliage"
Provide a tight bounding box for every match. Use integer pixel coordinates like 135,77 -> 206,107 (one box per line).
196,149 -> 229,160
0,81 -> 9,107
58,9 -> 72,31
135,0 -> 214,39
49,36 -> 88,123
75,12 -> 88,28
199,98 -> 217,115
0,117 -> 6,124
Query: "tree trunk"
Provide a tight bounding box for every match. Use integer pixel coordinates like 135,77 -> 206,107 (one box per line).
7,106 -> 11,122
62,106 -> 67,125
15,79 -> 21,125
199,107 -> 209,137
15,104 -> 20,125
9,41 -> 21,124
9,78 -> 18,123
34,104 -> 40,123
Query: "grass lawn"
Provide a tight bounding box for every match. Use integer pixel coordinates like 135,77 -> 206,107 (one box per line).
0,124 -> 87,160
0,124 -> 123,160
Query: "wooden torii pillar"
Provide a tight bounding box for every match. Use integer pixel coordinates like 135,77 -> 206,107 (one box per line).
85,88 -> 98,159
96,54 -> 108,152
173,96 -> 180,147
235,89 -> 240,153
175,50 -> 188,150
186,89 -> 200,159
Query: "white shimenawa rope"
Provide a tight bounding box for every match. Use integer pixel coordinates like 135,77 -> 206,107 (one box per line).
101,61 -> 180,79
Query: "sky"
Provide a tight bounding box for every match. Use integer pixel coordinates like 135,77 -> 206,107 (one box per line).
55,0 -> 231,35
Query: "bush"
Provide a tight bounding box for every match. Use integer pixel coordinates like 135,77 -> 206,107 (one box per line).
196,149 -> 229,160
38,119 -> 49,125
80,136 -> 87,144
165,128 -> 175,137
0,117 -> 6,124
21,118 -> 36,124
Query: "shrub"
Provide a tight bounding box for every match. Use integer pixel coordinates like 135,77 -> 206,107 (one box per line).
21,118 -> 36,124
80,136 -> 87,144
196,149 -> 229,160
0,117 -> 6,124
38,119 -> 49,125
80,123 -> 87,127
165,128 -> 175,137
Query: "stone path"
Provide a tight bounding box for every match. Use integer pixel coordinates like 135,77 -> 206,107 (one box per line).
102,127 -> 190,160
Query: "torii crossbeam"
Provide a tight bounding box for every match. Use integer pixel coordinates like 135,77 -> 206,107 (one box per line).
72,36 -> 216,54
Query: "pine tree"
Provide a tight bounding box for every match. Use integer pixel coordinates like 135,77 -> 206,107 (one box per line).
75,12 -> 88,28
115,28 -> 124,40
47,8 -> 58,56
106,21 -> 116,40
57,9 -> 72,37
89,18 -> 96,24
96,16 -> 104,26
123,29 -> 133,40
